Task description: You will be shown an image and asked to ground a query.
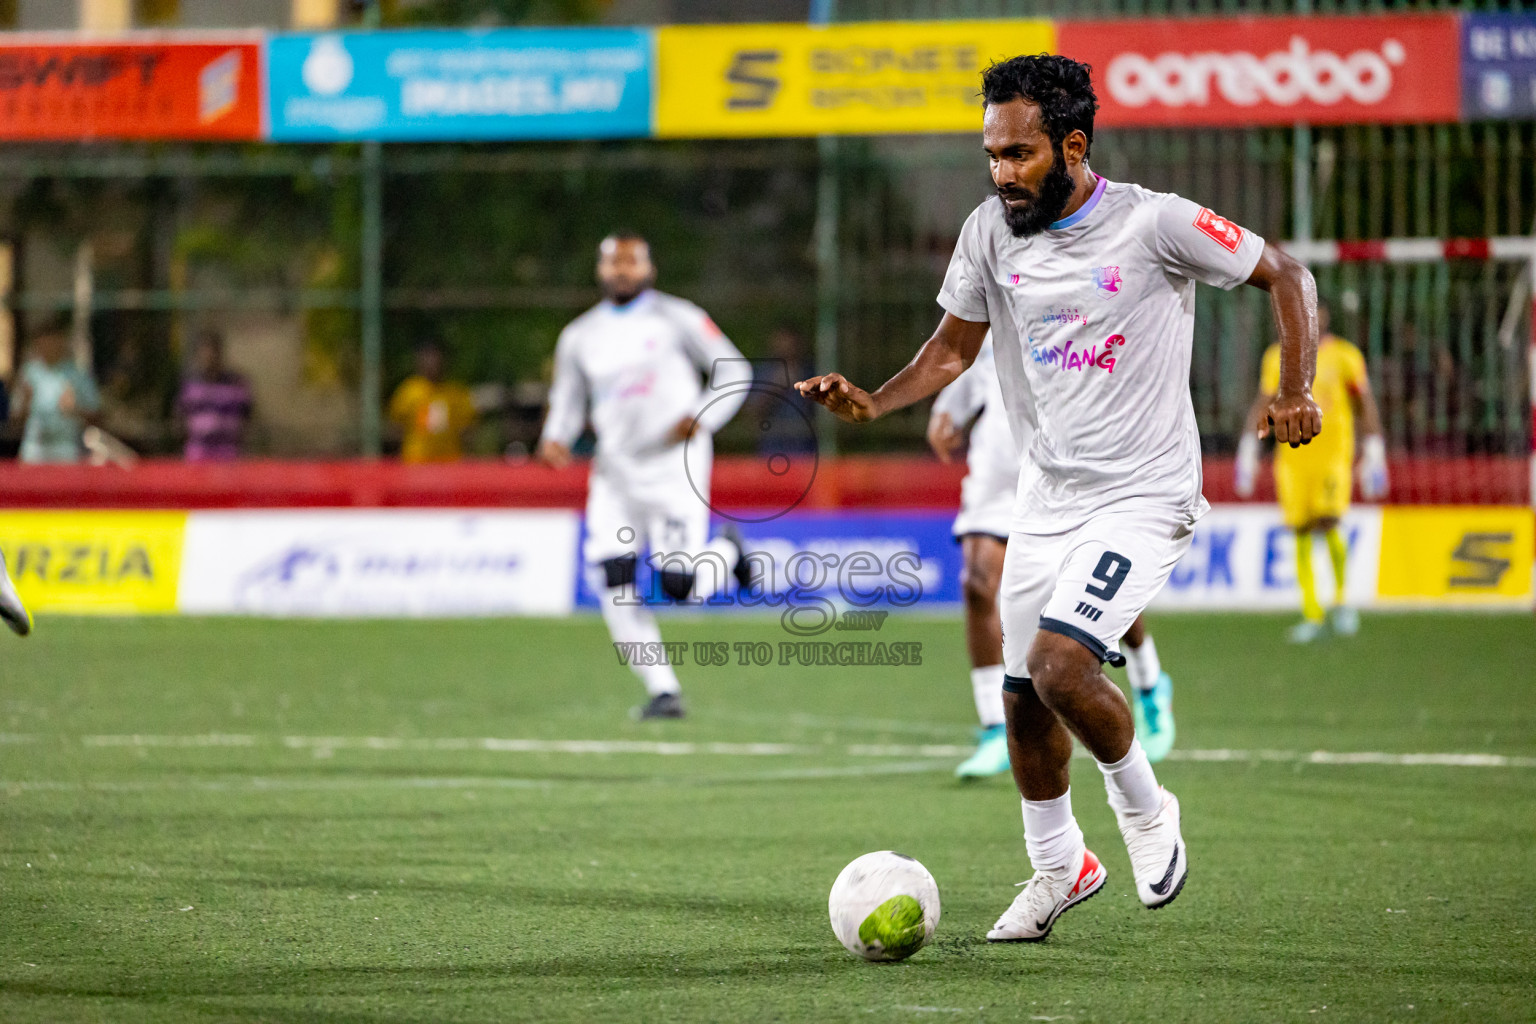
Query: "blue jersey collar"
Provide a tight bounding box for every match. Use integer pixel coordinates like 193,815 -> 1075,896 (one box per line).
1049,173 -> 1106,231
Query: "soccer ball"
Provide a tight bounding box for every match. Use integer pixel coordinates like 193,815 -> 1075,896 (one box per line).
827,851 -> 941,962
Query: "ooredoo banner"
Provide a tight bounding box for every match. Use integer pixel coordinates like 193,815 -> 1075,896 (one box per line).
1058,14 -> 1461,127
0,39 -> 261,141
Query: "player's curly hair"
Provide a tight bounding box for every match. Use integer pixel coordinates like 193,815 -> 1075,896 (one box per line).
981,54 -> 1099,158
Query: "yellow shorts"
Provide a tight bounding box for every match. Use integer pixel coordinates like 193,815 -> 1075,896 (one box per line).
1274,455 -> 1352,529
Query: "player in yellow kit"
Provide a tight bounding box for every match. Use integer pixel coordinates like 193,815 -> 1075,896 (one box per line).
1237,299 -> 1388,642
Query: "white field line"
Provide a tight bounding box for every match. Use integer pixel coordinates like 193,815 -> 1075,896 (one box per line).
0,762 -> 945,793
8,734 -> 1531,768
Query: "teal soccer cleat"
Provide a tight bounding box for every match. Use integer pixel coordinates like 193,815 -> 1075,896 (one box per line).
1132,671 -> 1176,764
956,723 -> 1011,779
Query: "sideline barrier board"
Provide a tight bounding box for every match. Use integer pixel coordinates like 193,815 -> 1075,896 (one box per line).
574,510 -> 960,614
654,20 -> 1054,137
1376,506 -> 1534,608
178,510 -> 580,617
1152,506 -> 1383,611
0,506 -> 1528,617
0,511 -> 186,613
267,28 -> 652,141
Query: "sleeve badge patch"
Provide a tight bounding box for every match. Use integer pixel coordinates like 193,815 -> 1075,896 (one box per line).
1194,208 -> 1243,253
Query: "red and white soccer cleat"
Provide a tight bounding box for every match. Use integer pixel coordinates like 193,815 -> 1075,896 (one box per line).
986,847 -> 1107,942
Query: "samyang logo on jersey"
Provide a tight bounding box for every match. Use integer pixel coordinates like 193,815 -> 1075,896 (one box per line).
1195,208 -> 1244,252
1091,266 -> 1122,295
1030,333 -> 1128,374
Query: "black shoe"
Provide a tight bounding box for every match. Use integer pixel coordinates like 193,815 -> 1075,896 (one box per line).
635,693 -> 685,720
721,524 -> 755,591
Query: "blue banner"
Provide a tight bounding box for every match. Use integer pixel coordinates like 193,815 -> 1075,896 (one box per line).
1462,14 -> 1536,120
574,511 -> 962,620
267,28 -> 653,141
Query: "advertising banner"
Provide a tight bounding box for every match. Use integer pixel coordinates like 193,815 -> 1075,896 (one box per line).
0,39 -> 261,141
1462,14 -> 1536,120
574,511 -> 960,626
0,511 -> 186,613
654,19 -> 1054,138
178,510 -> 580,617
267,28 -> 652,141
1057,15 -> 1460,127
1151,505 -> 1383,611
1376,506 -> 1534,607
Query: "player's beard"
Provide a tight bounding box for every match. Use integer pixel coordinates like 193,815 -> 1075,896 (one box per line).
996,145 -> 1076,238
602,276 -> 652,306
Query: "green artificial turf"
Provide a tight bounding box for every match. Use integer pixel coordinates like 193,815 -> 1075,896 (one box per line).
2,613 -> 1534,1023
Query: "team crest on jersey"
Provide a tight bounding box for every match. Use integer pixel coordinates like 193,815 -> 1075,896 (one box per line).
1091,266 -> 1122,295
1195,208 -> 1244,253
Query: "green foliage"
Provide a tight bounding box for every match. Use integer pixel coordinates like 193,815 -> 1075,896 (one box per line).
383,0 -> 605,27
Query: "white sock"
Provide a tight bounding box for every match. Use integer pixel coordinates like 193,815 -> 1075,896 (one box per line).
1022,790 -> 1085,880
1123,633 -> 1161,693
1097,738 -> 1162,821
598,586 -> 681,697
689,534 -> 740,602
971,664 -> 1006,728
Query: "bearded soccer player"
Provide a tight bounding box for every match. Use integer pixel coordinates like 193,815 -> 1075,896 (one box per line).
799,54 -> 1320,941
0,551 -> 31,636
537,233 -> 752,720
929,335 -> 1176,775
1236,297 -> 1387,642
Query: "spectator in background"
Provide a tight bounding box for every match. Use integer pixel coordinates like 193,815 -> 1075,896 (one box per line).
178,330 -> 252,462
388,340 -> 476,463
9,314 -> 100,464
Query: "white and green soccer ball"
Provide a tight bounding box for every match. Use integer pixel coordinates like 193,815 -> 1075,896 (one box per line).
828,851 -> 941,962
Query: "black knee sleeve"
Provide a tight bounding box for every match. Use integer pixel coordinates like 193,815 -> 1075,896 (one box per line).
658,570 -> 695,602
601,554 -> 638,589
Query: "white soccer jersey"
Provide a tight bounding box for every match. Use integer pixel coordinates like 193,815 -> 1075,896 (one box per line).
541,289 -> 749,490
938,174 -> 1264,530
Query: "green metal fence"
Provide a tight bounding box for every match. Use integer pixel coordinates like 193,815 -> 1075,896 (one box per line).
0,0 -> 1531,465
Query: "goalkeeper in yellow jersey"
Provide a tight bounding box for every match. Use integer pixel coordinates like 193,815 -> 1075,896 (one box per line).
1236,299 -> 1388,642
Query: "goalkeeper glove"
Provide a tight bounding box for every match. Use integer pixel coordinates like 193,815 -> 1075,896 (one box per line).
1358,435 -> 1388,500
1234,433 -> 1260,499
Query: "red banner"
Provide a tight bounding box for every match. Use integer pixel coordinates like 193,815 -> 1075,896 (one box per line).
1058,15 -> 1461,127
0,39 -> 261,141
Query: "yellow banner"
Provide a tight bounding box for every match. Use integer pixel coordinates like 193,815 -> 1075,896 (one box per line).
1376,506 -> 1534,606
0,511 -> 186,614
655,20 -> 1056,138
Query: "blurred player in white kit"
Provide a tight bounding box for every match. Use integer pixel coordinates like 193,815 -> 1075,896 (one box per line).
0,551 -> 31,636
801,54 -> 1320,942
930,335 -> 1176,778
537,233 -> 752,720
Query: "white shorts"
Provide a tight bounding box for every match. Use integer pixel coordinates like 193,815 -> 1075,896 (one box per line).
952,463 -> 1016,541
583,466 -> 711,568
999,507 -> 1195,679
